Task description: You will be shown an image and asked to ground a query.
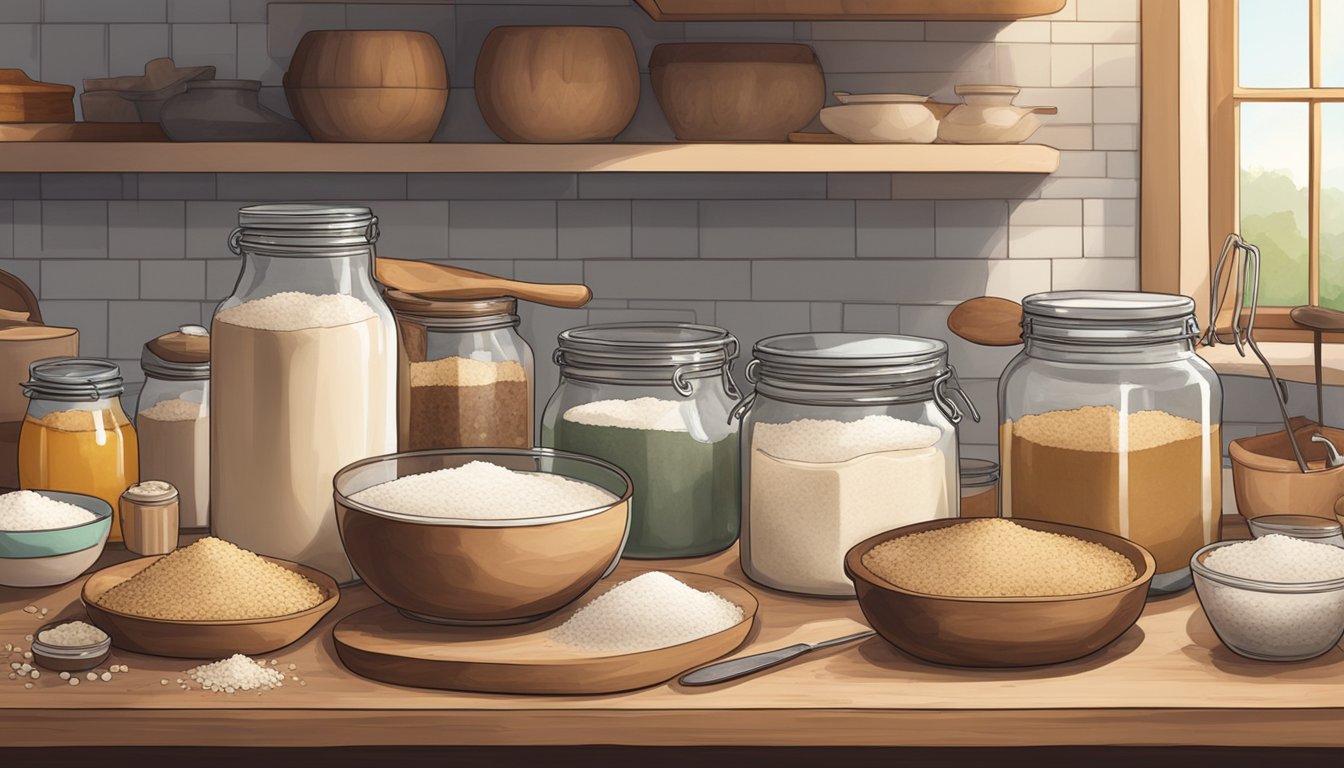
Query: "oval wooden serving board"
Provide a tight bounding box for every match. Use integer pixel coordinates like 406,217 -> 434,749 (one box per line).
333,570 -> 758,695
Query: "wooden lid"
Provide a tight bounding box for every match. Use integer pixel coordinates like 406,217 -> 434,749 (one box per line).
0,321 -> 76,341
0,69 -> 76,97
145,326 -> 210,364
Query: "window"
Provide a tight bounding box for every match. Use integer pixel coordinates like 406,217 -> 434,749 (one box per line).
1210,0 -> 1344,324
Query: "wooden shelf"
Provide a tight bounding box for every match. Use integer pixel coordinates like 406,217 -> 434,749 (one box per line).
8,519 -> 1344,751
633,0 -> 1067,21
0,142 -> 1061,174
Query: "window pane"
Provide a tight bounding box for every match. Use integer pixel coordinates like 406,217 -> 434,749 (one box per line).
1239,0 -> 1309,88
1326,0 -> 1344,86
1323,105 -> 1344,310
1240,102 -> 1309,307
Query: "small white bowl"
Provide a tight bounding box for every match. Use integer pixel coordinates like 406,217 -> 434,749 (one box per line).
819,102 -> 939,144
833,91 -> 928,105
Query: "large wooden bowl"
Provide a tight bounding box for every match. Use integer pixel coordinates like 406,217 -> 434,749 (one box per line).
845,518 -> 1154,667
334,448 -> 633,625
81,555 -> 339,659
475,26 -> 639,143
650,43 -> 824,142
284,30 -> 448,142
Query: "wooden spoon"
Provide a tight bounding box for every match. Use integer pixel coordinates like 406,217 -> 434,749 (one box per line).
946,296 -> 1024,346
375,257 -> 592,309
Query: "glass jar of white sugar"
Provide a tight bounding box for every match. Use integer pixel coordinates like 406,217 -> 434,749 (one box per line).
209,205 -> 397,584
736,333 -> 977,597
541,323 -> 740,559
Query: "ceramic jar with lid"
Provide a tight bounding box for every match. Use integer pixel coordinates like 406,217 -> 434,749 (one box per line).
735,333 -> 976,597
159,80 -> 308,141
136,325 -> 210,530
386,290 -> 535,451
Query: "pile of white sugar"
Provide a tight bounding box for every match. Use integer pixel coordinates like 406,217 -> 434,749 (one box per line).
350,460 -> 617,520
753,414 -> 941,463
1205,534 -> 1344,582
214,291 -> 376,331
37,621 -> 107,647
549,571 -> 743,653
0,490 -> 96,531
186,654 -> 286,694
138,398 -> 203,422
563,397 -> 689,432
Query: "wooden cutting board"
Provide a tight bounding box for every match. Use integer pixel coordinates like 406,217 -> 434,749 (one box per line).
0,122 -> 167,141
333,571 -> 758,695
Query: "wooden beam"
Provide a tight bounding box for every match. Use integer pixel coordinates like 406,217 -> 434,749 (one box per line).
1140,0 -> 1182,294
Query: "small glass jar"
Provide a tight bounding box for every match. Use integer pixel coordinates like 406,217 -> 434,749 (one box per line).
386,290 -> 534,451
999,291 -> 1222,594
541,323 -> 740,559
959,458 -> 1000,518
737,333 -> 976,597
210,204 -> 397,584
119,480 -> 179,557
137,325 -> 209,530
19,358 -> 138,542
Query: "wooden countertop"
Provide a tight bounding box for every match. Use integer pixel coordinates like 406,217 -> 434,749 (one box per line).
4,518 -> 1344,750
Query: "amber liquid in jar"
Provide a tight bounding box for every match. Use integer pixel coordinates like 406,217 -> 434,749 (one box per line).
19,406 -> 139,541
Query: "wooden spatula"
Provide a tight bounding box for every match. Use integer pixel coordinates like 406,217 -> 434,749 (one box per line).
946,296 -> 1024,346
375,257 -> 592,309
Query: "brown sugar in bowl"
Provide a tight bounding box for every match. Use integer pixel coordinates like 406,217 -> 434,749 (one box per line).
283,30 -> 448,142
474,26 -> 639,143
844,518 -> 1155,668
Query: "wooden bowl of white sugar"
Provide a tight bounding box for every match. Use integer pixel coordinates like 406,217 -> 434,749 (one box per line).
334,448 -> 632,625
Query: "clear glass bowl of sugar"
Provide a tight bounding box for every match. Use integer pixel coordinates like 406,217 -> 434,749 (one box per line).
1191,539 -> 1344,661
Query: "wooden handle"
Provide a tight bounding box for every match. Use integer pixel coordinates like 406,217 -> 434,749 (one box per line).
1290,305 -> 1344,332
375,257 -> 592,309
946,296 -> 1024,347
1029,106 -> 1058,115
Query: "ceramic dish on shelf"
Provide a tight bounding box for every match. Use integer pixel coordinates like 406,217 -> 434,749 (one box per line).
819,101 -> 939,143
333,448 -> 632,626
845,518 -> 1154,667
937,84 -> 1057,144
81,555 -> 339,658
0,491 -> 112,588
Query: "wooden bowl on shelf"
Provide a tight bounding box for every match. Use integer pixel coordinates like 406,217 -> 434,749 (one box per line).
284,30 -> 448,142
650,43 -> 824,142
845,518 -> 1155,667
474,26 -> 639,143
81,555 -> 340,658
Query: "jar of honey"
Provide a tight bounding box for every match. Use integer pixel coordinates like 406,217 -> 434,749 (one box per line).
19,358 -> 138,542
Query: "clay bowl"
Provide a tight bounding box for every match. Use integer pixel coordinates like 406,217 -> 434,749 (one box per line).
650,43 -> 824,142
845,518 -> 1155,668
474,26 -> 639,143
284,30 -> 448,142
1230,419 -> 1344,522
81,555 -> 339,659
334,447 -> 632,625
0,491 -> 112,588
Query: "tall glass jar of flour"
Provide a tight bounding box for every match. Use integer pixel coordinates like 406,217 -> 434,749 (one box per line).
137,325 -> 210,531
541,323 -> 740,559
999,291 -> 1221,594
210,204 -> 397,584
737,333 -> 976,597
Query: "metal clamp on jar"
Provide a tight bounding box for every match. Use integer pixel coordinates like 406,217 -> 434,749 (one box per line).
999,291 -> 1222,595
735,333 -> 977,597
541,323 -> 741,559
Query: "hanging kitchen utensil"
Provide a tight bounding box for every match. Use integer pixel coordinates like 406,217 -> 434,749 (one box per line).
375,257 -> 592,308
946,296 -> 1024,346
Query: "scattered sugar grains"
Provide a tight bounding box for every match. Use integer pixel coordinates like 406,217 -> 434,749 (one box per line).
137,398 -> 203,422
93,536 -> 325,620
350,460 -> 617,520
37,620 -> 107,647
1205,534 -> 1344,582
550,571 -> 743,653
862,519 -> 1137,597
410,357 -> 527,388
563,397 -> 690,432
214,291 -> 375,332
752,414 -> 941,463
0,490 -> 96,531
186,654 -> 285,694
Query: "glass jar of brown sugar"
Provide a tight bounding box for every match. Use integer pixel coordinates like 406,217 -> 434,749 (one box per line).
386,290 -> 535,451
958,457 -> 999,518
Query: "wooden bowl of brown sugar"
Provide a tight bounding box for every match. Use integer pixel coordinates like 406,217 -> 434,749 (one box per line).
844,518 -> 1155,668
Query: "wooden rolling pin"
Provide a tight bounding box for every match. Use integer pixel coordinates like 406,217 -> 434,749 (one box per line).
375,257 -> 592,308
946,296 -> 1024,346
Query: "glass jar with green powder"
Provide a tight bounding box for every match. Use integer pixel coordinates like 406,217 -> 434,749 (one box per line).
541,323 -> 740,559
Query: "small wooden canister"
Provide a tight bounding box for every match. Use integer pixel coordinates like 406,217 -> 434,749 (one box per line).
119,480 -> 179,556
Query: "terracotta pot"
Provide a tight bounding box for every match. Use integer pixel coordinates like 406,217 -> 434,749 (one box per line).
475,26 -> 639,143
650,43 -> 824,142
284,30 -> 448,142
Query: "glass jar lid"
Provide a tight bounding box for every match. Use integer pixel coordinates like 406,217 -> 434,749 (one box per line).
23,357 -> 124,401
230,204 -> 379,258
142,325 -> 210,381
384,290 -> 519,330
555,323 -> 738,395
1247,514 -> 1344,543
959,457 -> 1000,488
1021,291 -> 1199,345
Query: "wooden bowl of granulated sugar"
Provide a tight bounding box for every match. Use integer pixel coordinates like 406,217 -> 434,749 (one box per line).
845,518 -> 1154,667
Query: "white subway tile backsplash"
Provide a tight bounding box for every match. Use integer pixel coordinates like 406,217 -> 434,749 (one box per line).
205,258 -> 239,299
857,200 -> 934,259
411,173 -> 576,201
580,173 -> 826,201
685,21 -> 793,41
109,300 -> 201,358
46,0 -> 165,23
586,260 -> 750,301
1094,123 -> 1138,150
109,24 -> 171,78
109,201 -> 184,260
808,21 -> 924,41
42,260 -> 138,300
171,23 -> 238,78
812,41 -> 995,74
629,300 -> 715,325
141,260 -> 205,299
266,3 -> 344,60
827,174 -> 892,200
1038,177 -> 1138,198
185,201 -> 242,260
587,308 -> 697,325
1051,21 -> 1138,44
1094,44 -> 1138,86
899,304 -> 1017,379
1050,44 -> 1092,87
0,1 -> 39,23
1107,150 -> 1139,179
236,22 -> 282,83
0,202 -> 12,259
842,303 -> 902,333
924,21 -> 1051,43
1054,150 -> 1108,177
41,301 -> 109,356
41,174 -> 124,200
1083,225 -> 1138,259
996,43 -> 1052,87
714,301 -> 812,370
1084,198 -> 1137,227
700,200 -> 854,260
229,0 -> 267,23
1077,0 -> 1139,22
514,259 -> 583,284
3,261 -> 40,296
1017,87 -> 1091,124
753,259 -> 1051,302
1032,124 -> 1094,150
1010,199 -> 1082,227
558,200 -> 631,260
632,201 -> 697,259
449,201 -> 556,260
369,201 -> 449,261
41,25 -> 107,119
1052,256 -> 1136,290
168,0 -> 230,23
216,173 -> 405,200
936,200 -> 1008,259
137,174 -> 215,200
16,201 -> 107,260
810,302 -> 843,331
1094,86 -> 1139,124
1009,224 -> 1083,259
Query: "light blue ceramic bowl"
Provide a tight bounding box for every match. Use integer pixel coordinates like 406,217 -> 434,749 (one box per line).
0,491 -> 113,558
